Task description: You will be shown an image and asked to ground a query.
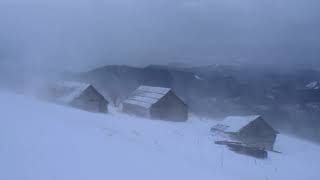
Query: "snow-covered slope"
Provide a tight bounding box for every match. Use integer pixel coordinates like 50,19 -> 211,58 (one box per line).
0,92 -> 319,180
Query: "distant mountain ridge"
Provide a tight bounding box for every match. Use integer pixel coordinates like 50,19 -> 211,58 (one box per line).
65,64 -> 320,143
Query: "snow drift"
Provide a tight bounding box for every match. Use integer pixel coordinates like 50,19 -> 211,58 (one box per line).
0,91 -> 319,180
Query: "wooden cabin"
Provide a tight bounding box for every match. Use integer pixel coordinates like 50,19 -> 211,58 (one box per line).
211,115 -> 279,150
46,81 -> 108,113
122,85 -> 188,121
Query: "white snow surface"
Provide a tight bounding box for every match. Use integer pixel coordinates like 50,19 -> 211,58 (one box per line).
138,85 -> 171,94
123,85 -> 171,108
214,115 -> 261,133
0,92 -> 320,180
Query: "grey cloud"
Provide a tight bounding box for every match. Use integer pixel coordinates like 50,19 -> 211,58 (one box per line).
0,0 -> 320,71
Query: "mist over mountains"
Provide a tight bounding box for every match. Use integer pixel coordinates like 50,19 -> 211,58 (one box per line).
1,60 -> 320,142
1,0 -> 320,143
1,1 -> 320,179
61,64 -> 320,143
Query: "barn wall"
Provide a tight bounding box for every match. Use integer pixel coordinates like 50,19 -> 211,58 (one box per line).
151,91 -> 188,121
238,119 -> 277,150
122,103 -> 150,118
71,86 -> 108,113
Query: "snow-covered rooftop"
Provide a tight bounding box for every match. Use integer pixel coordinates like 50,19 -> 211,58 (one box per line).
123,85 -> 171,108
194,75 -> 203,80
212,115 -> 261,133
306,81 -> 320,90
52,81 -> 91,104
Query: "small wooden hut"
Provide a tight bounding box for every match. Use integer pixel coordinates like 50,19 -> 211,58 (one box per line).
122,85 -> 188,121
46,81 -> 108,113
211,115 -> 279,150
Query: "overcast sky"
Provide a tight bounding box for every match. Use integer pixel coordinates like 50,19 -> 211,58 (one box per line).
0,0 -> 320,71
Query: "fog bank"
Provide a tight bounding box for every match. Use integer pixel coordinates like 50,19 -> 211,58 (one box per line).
0,0 -> 319,71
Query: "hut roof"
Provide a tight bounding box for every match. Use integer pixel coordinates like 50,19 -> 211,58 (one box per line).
52,81 -> 91,104
123,85 -> 171,108
212,115 -> 262,133
306,81 -> 320,90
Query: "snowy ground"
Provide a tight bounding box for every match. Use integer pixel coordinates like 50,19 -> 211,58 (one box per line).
0,92 -> 319,180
